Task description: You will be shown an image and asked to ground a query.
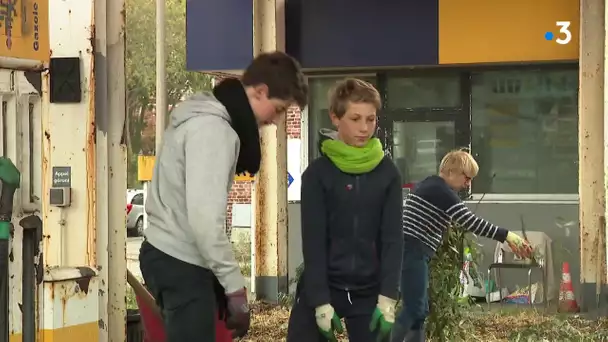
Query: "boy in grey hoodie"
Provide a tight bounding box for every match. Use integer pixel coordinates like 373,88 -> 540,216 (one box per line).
139,52 -> 308,342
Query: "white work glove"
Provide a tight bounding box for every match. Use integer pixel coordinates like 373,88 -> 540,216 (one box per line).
369,295 -> 397,340
315,303 -> 343,342
506,231 -> 533,259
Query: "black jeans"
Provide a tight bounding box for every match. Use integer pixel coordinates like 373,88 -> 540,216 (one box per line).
287,281 -> 380,342
391,237 -> 432,342
139,240 -> 224,342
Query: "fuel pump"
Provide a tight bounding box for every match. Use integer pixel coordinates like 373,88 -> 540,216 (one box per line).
19,214 -> 42,342
0,158 -> 20,342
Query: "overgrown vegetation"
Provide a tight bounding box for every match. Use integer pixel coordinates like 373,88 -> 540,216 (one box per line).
126,283 -> 138,310
133,230 -> 607,341
232,229 -> 252,278
426,226 -> 476,341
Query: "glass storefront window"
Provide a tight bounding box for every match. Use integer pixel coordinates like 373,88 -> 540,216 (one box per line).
386,76 -> 461,109
471,70 -> 578,194
307,76 -> 377,161
392,121 -> 455,183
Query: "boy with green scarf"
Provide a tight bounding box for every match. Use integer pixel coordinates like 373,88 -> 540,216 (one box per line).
287,78 -> 403,342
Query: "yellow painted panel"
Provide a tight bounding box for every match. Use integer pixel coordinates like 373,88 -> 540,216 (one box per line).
137,155 -> 156,181
9,322 -> 99,342
0,0 -> 50,63
439,0 -> 579,64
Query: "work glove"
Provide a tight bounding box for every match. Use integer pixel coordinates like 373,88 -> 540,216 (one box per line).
315,303 -> 343,342
506,231 -> 534,259
369,295 -> 397,341
225,288 -> 251,338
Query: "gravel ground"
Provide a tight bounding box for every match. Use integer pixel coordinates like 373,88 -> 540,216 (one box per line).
236,303 -> 608,342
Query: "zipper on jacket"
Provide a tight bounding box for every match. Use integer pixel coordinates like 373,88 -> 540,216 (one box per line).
351,176 -> 360,272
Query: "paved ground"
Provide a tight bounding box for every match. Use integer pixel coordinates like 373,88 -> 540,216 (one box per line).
127,236 -> 144,280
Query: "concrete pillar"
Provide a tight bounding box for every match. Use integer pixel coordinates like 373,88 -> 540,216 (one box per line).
579,0 -> 607,313
252,0 -> 289,302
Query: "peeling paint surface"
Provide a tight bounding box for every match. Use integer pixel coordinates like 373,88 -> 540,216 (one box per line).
42,267 -> 99,333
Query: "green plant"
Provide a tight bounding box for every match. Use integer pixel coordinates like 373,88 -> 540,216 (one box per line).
126,285 -> 138,310
425,226 -> 478,341
231,230 -> 252,277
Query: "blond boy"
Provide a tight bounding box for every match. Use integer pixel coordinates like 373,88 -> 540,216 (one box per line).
287,78 -> 403,342
391,150 -> 532,342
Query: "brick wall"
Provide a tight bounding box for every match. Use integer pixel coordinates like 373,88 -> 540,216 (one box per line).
226,106 -> 302,232
286,106 -> 301,139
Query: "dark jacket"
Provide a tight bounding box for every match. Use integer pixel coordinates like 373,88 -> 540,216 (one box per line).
300,150 -> 403,308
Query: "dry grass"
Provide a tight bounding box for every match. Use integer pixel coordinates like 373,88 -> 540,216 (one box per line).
236,303 -> 608,342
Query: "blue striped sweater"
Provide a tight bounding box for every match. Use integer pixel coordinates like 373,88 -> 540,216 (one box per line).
402,175 -> 508,253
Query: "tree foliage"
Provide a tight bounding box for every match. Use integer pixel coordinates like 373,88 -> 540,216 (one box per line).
125,0 -> 212,187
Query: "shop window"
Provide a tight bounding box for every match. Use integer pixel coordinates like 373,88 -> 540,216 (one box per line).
392,121 -> 455,183
471,69 -> 578,195
384,74 -> 464,184
386,76 -> 461,109
307,76 -> 377,161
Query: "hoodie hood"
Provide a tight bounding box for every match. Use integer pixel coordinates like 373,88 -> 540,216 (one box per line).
170,92 -> 231,129
318,128 -> 339,155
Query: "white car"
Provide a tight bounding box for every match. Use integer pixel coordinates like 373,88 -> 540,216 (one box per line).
126,189 -> 145,236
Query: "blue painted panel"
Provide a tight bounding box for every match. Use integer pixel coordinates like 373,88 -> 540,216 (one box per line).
186,0 -> 252,71
286,0 -> 439,69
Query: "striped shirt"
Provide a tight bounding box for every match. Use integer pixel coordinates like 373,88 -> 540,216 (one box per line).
402,175 -> 508,253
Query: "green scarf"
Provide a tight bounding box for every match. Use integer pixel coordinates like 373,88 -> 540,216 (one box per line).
321,137 -> 384,174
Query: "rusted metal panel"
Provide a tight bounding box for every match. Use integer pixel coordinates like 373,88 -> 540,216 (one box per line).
41,267 -> 99,340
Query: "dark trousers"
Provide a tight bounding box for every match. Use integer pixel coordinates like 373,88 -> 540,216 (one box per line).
287,281 -> 379,342
139,240 -> 222,342
391,237 -> 432,342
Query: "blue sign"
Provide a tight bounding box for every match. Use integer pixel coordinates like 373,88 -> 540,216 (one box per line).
287,172 -> 294,188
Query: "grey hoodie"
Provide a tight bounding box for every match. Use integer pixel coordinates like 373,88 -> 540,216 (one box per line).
144,92 -> 245,294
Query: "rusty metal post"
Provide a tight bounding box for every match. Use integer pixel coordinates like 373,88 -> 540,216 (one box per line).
155,0 -> 167,145
94,0 -> 112,338
579,0 -> 607,313
107,0 -> 128,338
252,0 -> 289,303
605,0 -> 608,298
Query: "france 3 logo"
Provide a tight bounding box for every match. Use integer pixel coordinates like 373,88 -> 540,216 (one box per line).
544,21 -> 572,45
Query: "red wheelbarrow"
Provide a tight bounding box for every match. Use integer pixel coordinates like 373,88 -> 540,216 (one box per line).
128,270 -> 232,342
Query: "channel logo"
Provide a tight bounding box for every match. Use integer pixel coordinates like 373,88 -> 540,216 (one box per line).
545,21 -> 572,45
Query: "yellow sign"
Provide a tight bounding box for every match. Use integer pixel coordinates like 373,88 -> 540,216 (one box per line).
0,0 -> 50,63
137,155 -> 156,182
